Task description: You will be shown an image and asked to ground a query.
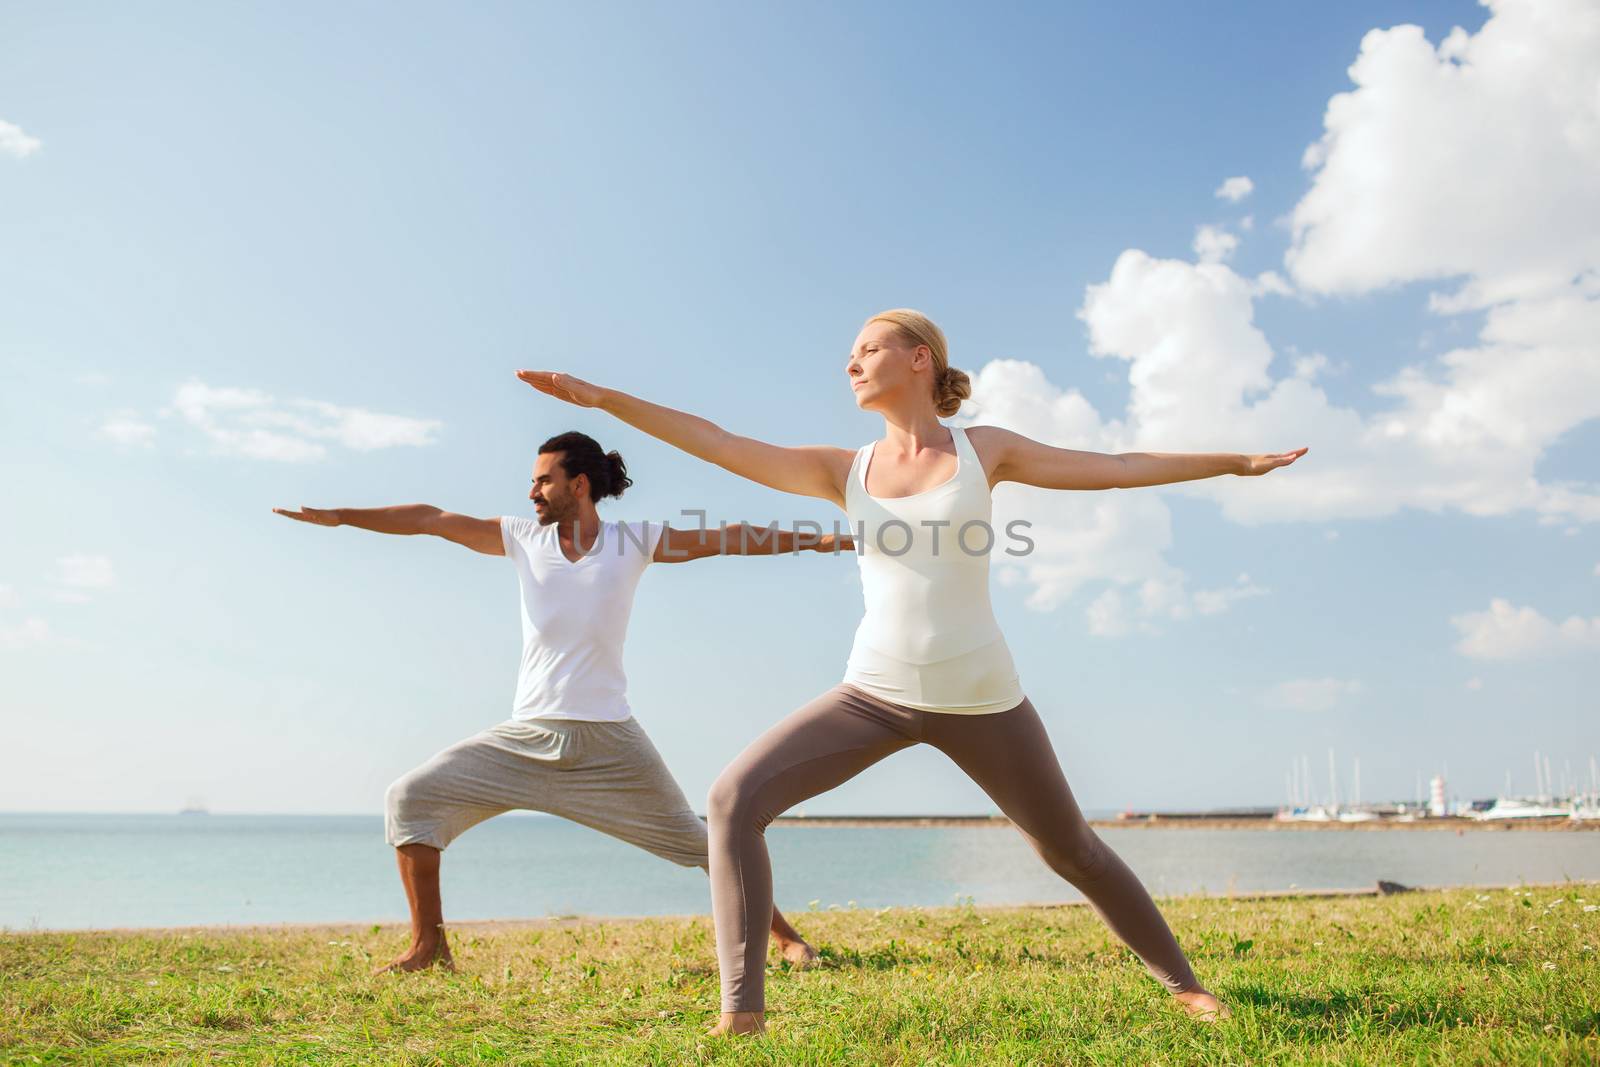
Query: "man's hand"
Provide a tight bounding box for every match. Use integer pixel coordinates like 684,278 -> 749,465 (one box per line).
813,532 -> 856,554
274,506 -> 341,527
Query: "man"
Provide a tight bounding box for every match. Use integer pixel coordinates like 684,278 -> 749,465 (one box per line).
276,430 -> 844,972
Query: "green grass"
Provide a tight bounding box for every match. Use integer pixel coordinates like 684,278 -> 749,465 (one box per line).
4,884 -> 1598,1065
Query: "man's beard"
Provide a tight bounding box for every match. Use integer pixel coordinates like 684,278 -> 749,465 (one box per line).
534,495 -> 576,527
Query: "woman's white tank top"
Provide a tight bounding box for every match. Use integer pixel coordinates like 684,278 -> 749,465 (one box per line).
842,425 -> 1024,714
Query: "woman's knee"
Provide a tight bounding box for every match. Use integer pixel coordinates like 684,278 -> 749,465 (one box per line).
1037,826 -> 1110,882
706,766 -> 761,829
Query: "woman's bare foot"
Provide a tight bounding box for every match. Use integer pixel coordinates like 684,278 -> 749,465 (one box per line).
775,935 -> 819,969
708,1010 -> 765,1036
372,934 -> 455,975
1173,988 -> 1231,1021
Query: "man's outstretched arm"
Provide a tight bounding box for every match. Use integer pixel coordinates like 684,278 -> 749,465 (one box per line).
274,505 -> 504,556
653,523 -> 854,564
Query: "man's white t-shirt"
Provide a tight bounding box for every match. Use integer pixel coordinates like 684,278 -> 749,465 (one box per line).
500,516 -> 663,722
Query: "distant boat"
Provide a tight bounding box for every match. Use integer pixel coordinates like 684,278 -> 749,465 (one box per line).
1477,751 -> 1592,821
178,798 -> 210,816
1277,750 -> 1344,821
1276,804 -> 1337,822
1572,757 -> 1599,820
1339,759 -> 1379,821
1471,797 -> 1569,821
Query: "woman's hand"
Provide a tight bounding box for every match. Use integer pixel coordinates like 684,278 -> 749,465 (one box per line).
273,506 -> 341,526
1238,447 -> 1309,476
517,370 -> 607,409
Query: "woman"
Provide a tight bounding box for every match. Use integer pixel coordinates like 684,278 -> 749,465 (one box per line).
519,309 -> 1305,1033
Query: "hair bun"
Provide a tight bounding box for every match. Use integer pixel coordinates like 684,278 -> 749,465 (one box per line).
604,450 -> 633,499
935,366 -> 972,418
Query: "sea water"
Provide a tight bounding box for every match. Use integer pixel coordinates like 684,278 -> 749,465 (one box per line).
3,813 -> 1597,930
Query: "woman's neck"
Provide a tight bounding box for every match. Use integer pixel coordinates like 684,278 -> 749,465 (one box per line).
879,404 -> 950,455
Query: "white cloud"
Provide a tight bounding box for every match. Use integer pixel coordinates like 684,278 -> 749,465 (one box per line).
1086,588 -> 1139,637
167,381 -> 442,462
1068,246 -> 1600,526
953,2 -> 1598,621
168,383 -> 315,462
1084,574 -> 1270,637
1288,1 -> 1600,299
0,118 -> 41,159
52,556 -> 115,603
1193,574 -> 1270,615
962,361 -> 1162,620
1083,1 -> 1600,527
296,400 -> 446,451
966,229 -> 1597,563
1284,0 -> 1600,519
99,412 -> 157,447
1291,353 -> 1330,380
1263,678 -> 1363,713
0,618 -> 51,651
1251,270 -> 1294,297
1215,176 -> 1254,203
1466,677 -> 1484,690
57,555 -> 115,589
1451,598 -> 1600,660
1078,253 -> 1276,440
957,363 -> 1274,634
0,584 -> 17,608
1192,225 -> 1239,264
963,245 -> 1594,616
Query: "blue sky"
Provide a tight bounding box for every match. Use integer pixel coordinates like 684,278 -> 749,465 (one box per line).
2,0 -> 1595,815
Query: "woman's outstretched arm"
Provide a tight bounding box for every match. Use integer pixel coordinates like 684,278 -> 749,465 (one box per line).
969,425 -> 1306,490
517,371 -> 855,506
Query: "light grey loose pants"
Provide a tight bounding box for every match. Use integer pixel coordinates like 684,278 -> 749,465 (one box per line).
385,716 -> 710,868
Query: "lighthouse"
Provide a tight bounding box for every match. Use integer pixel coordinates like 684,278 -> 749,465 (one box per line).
1429,774 -> 1448,818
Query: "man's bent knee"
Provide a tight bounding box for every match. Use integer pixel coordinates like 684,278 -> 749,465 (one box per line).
384,772 -> 449,849
385,774 -> 418,820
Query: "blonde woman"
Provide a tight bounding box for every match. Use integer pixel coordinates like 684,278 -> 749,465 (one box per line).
519,310 -> 1305,1032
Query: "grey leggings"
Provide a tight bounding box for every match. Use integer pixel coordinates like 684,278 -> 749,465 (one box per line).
707,683 -> 1200,1012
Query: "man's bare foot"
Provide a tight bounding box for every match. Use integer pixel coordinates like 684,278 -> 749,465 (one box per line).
775,936 -> 819,969
708,1010 -> 765,1036
1173,988 -> 1231,1021
372,936 -> 455,975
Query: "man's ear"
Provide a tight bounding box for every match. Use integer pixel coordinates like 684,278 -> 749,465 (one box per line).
571,472 -> 590,500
